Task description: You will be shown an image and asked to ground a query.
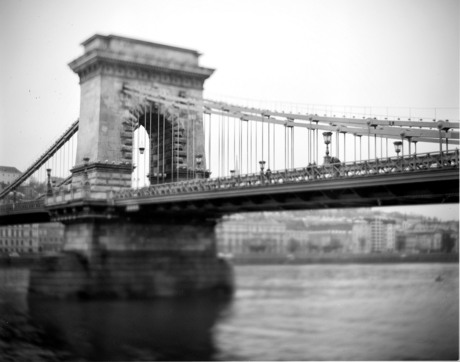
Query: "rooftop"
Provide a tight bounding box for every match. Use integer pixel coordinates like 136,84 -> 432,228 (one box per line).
69,33 -> 214,82
0,166 -> 22,174
81,34 -> 202,56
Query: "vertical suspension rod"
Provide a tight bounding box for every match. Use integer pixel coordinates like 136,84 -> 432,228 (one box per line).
291,126 -> 294,168
208,112 -> 212,176
316,125 -> 319,165
162,107 -> 165,183
149,104 -> 152,185
218,113 -> 222,176
268,116 -> 270,169
233,115 -> 236,171
261,115 -> 264,164
284,125 -> 287,170
246,120 -> 249,174
192,107 -> 196,179
273,123 -> 276,170
157,106 -> 160,184
226,114 -> 229,176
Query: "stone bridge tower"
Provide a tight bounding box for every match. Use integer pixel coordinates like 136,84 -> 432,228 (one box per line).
29,35 -> 233,299
68,34 -> 214,193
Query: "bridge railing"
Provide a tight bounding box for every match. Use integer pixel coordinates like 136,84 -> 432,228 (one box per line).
115,150 -> 459,199
1,150 -> 457,214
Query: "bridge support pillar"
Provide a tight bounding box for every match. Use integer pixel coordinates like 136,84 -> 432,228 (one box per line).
30,217 -> 233,299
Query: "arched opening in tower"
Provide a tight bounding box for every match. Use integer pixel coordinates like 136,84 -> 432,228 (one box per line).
132,104 -> 208,187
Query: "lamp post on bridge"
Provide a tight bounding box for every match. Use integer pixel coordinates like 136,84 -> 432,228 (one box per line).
154,172 -> 167,183
393,141 -> 402,160
46,168 -> 53,196
322,132 -> 332,165
259,160 -> 266,183
437,121 -> 451,154
139,143 -> 145,155
229,169 -> 236,186
195,154 -> 203,179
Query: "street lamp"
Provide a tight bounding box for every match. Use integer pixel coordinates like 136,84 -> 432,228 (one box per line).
230,169 -> 235,177
437,120 -> 451,154
393,141 -> 402,158
259,160 -> 266,183
322,131 -> 332,164
195,154 -> 203,179
259,160 -> 266,173
195,154 -> 203,169
46,168 -> 53,196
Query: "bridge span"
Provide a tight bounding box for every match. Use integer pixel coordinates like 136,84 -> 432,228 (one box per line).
1,150 -> 458,224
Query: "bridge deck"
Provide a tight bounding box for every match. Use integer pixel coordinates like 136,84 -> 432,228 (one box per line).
1,151 -> 458,224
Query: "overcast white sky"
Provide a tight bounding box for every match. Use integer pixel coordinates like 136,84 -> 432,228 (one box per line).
0,0 -> 458,220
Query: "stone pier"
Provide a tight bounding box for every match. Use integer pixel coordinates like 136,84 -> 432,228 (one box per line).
30,216 -> 233,298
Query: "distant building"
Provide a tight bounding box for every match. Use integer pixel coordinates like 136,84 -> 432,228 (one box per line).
304,223 -> 352,253
39,223 -> 65,253
284,220 -> 310,253
352,220 -> 371,253
216,215 -> 354,257
216,211 -> 455,258
452,230 -> 459,253
369,217 -> 396,252
0,223 -> 64,255
399,220 -> 458,253
216,216 -> 286,256
0,224 -> 39,254
351,217 -> 396,253
0,166 -> 22,189
405,230 -> 442,252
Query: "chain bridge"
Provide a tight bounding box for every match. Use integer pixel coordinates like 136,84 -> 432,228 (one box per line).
0,34 -> 458,298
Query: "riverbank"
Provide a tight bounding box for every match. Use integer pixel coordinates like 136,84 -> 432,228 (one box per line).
1,252 -> 458,269
232,252 -> 459,265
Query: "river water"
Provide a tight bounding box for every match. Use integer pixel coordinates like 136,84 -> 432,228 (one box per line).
0,263 -> 458,361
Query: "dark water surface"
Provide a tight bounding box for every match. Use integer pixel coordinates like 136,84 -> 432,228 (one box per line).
0,263 -> 458,360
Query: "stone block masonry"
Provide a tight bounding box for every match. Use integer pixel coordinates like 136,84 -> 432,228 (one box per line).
30,251 -> 233,298
29,217 -> 234,299
68,33 -> 213,172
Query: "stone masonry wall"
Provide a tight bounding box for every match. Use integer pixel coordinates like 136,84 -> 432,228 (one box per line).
30,218 -> 233,298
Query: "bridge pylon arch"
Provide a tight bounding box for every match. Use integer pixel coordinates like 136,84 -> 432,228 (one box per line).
68,34 -> 213,194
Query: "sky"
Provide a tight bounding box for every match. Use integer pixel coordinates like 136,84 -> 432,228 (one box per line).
0,0 -> 458,221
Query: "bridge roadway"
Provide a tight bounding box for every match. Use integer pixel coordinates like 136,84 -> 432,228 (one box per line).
0,151 -> 458,225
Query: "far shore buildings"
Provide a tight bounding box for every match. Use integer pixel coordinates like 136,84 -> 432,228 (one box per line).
0,223 -> 64,255
352,217 -> 396,253
0,209 -> 457,257
217,214 -> 391,257
216,211 -> 458,258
